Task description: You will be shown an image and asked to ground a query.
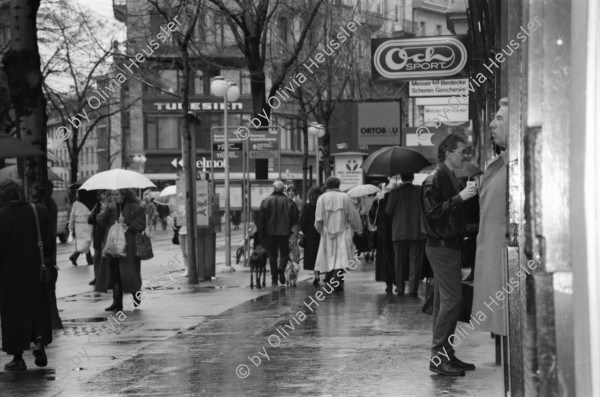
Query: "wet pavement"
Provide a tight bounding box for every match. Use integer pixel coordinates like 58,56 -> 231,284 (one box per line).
0,230 -> 502,397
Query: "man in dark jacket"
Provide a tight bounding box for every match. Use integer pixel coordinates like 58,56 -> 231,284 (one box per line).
421,133 -> 477,377
385,173 -> 425,297
259,180 -> 299,285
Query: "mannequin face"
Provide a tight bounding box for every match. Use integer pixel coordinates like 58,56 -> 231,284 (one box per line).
490,105 -> 508,148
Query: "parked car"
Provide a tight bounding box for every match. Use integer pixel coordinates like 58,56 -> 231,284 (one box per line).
52,189 -> 71,243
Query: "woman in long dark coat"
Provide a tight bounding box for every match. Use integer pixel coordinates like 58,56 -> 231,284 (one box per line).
0,180 -> 54,371
369,187 -> 396,293
95,189 -> 146,311
299,186 -> 322,286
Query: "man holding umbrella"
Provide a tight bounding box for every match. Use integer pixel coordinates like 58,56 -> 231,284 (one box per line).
421,133 -> 478,376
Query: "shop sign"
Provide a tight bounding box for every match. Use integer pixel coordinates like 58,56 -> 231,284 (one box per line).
334,155 -> 364,191
357,102 -> 401,146
372,36 -> 468,81
409,79 -> 469,97
423,104 -> 469,123
152,102 -> 243,111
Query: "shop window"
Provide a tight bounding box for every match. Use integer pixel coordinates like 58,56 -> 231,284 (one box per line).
241,70 -> 251,95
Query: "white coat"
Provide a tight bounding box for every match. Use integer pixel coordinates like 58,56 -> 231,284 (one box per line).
314,189 -> 362,273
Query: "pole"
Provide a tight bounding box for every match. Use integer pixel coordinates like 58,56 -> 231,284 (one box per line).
316,143 -> 320,186
183,114 -> 198,284
223,95 -> 234,272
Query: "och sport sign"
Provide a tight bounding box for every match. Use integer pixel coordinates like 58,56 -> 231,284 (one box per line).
371,36 -> 469,81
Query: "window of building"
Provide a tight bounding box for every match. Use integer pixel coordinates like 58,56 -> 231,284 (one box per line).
395,5 -> 398,22
221,69 -> 240,88
145,116 -> 180,150
241,70 -> 251,95
420,21 -> 426,36
194,70 -> 204,95
436,25 -> 442,35
160,70 -> 178,94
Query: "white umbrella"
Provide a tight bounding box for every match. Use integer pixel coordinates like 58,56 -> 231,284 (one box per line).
79,169 -> 156,191
159,185 -> 176,197
347,184 -> 381,198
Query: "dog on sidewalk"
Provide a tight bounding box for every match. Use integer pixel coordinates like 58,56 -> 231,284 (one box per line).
284,261 -> 300,287
249,245 -> 268,289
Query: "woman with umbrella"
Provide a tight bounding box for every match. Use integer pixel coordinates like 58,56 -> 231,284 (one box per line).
79,169 -> 154,311
95,189 -> 146,311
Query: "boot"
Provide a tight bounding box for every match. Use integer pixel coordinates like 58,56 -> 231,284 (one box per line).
32,337 -> 47,367
105,283 -> 123,311
86,252 -> 94,265
4,354 -> 26,371
69,252 -> 79,266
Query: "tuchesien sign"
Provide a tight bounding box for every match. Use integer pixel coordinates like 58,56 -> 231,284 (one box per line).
371,36 -> 469,81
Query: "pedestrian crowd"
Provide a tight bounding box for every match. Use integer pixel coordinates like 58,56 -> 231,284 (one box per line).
0,100 -> 507,378
255,99 -> 510,377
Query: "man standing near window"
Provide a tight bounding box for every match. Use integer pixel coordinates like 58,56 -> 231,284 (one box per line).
421,133 -> 478,376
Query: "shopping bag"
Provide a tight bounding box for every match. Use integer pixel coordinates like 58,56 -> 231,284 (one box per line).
103,221 -> 127,258
135,232 -> 154,260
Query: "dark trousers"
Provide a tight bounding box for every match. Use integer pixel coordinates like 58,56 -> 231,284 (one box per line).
93,247 -> 102,279
426,246 -> 463,362
393,240 -> 425,294
71,250 -> 93,264
265,235 -> 290,281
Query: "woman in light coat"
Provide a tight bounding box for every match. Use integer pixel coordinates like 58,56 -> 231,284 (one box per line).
68,194 -> 93,266
314,177 -> 362,291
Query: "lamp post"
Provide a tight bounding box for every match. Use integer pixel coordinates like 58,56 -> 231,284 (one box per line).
308,123 -> 325,186
211,76 -> 240,272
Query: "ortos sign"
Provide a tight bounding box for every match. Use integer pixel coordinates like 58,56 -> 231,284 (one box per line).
371,36 -> 468,81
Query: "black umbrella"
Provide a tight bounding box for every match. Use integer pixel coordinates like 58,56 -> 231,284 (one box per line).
0,135 -> 45,159
361,146 -> 432,176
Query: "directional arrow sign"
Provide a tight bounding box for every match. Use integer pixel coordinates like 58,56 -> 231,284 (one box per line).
171,158 -> 184,168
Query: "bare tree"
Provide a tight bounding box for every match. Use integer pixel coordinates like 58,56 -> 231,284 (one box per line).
145,0 -> 203,283
40,0 -> 139,184
206,0 -> 325,177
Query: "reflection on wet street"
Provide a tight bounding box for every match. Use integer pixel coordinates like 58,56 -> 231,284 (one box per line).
34,267 -> 501,397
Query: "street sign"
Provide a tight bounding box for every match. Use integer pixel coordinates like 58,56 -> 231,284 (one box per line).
211,127 -> 244,172
248,127 -> 280,159
171,158 -> 184,168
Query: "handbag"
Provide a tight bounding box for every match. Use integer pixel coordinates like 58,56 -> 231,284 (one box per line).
31,204 -> 51,283
135,231 -> 154,260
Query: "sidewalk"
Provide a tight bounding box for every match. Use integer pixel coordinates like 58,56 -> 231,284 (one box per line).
0,244 -> 503,396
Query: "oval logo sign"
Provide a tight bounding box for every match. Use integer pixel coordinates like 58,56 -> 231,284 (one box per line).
372,37 -> 468,80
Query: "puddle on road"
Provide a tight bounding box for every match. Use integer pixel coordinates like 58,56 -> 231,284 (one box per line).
62,317 -> 107,323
